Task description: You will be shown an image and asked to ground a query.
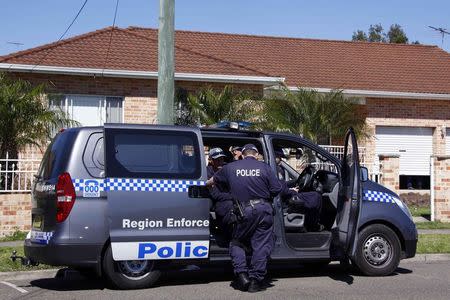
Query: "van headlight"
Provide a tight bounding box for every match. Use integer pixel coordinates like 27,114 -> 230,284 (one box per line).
393,197 -> 412,220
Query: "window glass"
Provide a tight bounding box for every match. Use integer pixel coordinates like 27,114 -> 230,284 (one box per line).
106,129 -> 201,179
38,130 -> 76,180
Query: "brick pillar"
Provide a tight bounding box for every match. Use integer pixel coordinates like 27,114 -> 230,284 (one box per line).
378,154 -> 400,194
433,156 -> 450,222
433,126 -> 447,156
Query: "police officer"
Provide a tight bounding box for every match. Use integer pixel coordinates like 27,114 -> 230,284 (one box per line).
206,148 -> 234,227
207,147 -> 227,178
207,144 -> 282,292
230,146 -> 243,161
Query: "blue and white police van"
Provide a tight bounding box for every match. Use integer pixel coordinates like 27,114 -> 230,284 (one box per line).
21,123 -> 417,289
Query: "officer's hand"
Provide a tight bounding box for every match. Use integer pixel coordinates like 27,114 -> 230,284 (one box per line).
206,178 -> 215,187
290,187 -> 299,193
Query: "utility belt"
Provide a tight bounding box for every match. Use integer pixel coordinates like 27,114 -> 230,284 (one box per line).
243,198 -> 269,208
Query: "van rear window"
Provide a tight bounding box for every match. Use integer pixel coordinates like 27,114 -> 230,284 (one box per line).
38,130 -> 76,180
105,129 -> 201,179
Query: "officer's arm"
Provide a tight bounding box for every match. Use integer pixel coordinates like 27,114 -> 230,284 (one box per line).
206,166 -> 228,187
267,166 -> 284,197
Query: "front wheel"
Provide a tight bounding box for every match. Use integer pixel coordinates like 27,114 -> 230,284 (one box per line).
102,245 -> 161,289
353,224 -> 401,276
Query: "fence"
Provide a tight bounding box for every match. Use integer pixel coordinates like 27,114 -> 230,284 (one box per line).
320,145 -> 379,183
0,152 -> 41,193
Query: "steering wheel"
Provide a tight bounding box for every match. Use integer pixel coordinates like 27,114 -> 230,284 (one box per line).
296,165 -> 315,192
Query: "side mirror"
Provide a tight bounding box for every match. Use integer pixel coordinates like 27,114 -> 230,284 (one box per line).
360,166 -> 369,182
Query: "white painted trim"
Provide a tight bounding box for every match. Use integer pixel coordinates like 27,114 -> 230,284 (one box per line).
281,86 -> 450,100
0,63 -> 285,85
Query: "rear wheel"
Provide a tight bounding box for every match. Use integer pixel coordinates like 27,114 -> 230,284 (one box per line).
102,245 -> 161,289
353,224 -> 401,276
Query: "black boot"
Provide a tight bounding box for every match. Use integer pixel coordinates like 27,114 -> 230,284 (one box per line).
248,279 -> 264,293
237,272 -> 250,291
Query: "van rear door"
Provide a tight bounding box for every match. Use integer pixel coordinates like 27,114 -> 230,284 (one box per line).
104,124 -> 210,261
336,128 -> 362,256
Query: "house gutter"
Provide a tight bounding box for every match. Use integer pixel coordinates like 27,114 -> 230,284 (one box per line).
0,63 -> 285,86
274,86 -> 450,101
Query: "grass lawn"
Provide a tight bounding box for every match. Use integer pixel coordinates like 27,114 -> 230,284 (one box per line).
0,231 -> 28,242
417,234 -> 450,254
0,246 -> 56,272
416,222 -> 450,230
410,206 -> 430,217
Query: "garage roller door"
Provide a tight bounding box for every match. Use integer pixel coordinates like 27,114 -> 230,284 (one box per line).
375,126 -> 433,176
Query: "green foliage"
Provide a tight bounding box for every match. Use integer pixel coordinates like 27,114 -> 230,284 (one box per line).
368,24 -> 386,42
417,234 -> 450,254
0,72 -> 77,159
177,85 -> 257,126
0,230 -> 27,242
352,23 -> 415,44
352,30 -> 368,41
260,88 -> 367,144
387,24 -> 409,43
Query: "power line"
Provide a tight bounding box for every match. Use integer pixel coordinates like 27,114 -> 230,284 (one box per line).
31,0 -> 89,70
102,0 -> 120,76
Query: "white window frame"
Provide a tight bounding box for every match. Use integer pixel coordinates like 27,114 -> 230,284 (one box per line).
50,94 -> 124,126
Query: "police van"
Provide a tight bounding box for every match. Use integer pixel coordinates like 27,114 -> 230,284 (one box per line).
23,124 -> 417,289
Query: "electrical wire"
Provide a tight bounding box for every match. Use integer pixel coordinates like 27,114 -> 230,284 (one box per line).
102,0 -> 120,76
32,0 -> 89,70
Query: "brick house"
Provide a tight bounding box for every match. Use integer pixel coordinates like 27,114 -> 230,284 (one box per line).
1,27 -> 450,232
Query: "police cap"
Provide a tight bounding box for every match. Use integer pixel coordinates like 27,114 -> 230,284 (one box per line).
209,147 -> 226,160
242,143 -> 259,153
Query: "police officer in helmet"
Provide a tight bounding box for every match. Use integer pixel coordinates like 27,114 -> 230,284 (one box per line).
207,144 -> 283,292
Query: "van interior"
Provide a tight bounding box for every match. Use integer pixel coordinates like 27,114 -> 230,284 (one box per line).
203,137 -> 340,251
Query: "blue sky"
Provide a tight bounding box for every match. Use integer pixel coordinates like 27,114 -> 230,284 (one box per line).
1,0 -> 449,56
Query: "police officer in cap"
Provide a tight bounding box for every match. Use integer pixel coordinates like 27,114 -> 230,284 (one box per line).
206,147 -> 234,227
207,144 -> 282,292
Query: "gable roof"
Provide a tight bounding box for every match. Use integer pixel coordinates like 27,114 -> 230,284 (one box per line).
1,26 -> 450,95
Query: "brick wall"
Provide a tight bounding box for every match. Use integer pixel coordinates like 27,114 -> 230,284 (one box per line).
0,194 -> 31,236
378,154 -> 400,194
433,156 -> 450,222
362,98 -> 450,173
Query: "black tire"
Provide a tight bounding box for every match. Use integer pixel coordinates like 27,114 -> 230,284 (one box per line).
102,245 -> 161,289
353,224 -> 401,276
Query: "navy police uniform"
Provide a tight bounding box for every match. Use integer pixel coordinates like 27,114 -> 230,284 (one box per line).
280,181 -> 323,231
206,148 -> 234,226
212,144 -> 282,286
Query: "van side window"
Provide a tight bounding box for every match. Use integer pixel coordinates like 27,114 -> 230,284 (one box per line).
105,129 -> 201,179
82,132 -> 104,178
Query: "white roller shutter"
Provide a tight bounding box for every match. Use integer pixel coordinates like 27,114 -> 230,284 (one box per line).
375,126 -> 433,176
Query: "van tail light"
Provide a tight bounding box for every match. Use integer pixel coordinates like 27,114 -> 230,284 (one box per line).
56,172 -> 76,223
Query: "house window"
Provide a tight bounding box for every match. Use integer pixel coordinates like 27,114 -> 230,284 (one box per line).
50,95 -> 123,126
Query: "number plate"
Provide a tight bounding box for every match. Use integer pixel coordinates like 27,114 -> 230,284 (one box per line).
32,215 -> 43,229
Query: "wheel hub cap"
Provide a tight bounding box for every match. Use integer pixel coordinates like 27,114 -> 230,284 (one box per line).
363,235 -> 391,266
118,260 -> 153,278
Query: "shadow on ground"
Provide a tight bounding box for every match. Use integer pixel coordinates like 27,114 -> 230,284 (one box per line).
30,263 -> 413,292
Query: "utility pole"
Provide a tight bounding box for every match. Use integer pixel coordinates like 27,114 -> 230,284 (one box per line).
157,0 -> 175,125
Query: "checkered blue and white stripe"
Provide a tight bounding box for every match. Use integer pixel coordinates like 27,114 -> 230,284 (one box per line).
30,230 -> 53,245
363,190 -> 397,203
72,178 -> 205,193
106,178 -> 205,192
